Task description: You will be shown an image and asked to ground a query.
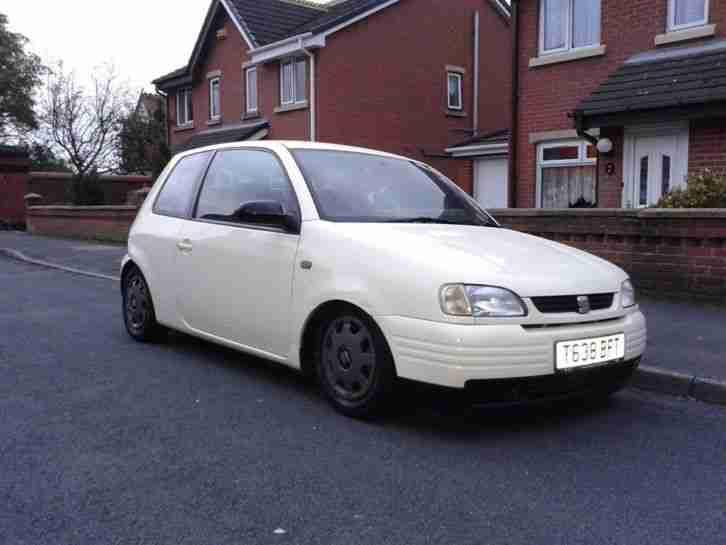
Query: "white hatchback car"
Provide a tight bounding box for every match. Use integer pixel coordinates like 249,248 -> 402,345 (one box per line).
122,141 -> 647,418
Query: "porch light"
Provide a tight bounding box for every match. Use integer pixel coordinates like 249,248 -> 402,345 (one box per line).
596,138 -> 614,155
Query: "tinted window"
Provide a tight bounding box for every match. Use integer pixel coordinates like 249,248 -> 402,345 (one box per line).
195,149 -> 298,224
155,152 -> 211,217
291,149 -> 496,226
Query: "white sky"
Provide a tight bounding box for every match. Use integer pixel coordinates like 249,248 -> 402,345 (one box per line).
3,0 -> 329,94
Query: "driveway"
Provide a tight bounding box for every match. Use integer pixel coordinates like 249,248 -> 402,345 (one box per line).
2,256 -> 726,544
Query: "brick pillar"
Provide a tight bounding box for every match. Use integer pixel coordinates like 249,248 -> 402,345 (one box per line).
0,146 -> 31,228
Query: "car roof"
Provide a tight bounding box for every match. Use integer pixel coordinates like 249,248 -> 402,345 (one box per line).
173,140 -> 414,163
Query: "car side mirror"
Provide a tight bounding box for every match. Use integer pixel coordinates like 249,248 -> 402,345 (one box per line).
235,200 -> 300,233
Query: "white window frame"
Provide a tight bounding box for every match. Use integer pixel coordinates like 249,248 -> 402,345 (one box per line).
209,77 -> 221,120
447,72 -> 464,111
539,0 -> 601,56
536,139 -> 597,208
176,88 -> 193,127
667,0 -> 710,31
245,67 -> 258,114
280,58 -> 306,106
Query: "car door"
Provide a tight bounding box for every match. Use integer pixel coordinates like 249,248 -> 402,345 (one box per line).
176,148 -> 302,359
137,150 -> 213,325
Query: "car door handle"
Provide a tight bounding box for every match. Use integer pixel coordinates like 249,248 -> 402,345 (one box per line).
177,239 -> 193,253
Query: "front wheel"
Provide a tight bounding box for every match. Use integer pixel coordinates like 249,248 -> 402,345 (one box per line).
315,309 -> 396,419
122,267 -> 165,342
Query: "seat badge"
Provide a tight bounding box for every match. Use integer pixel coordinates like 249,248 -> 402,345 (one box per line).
577,295 -> 591,314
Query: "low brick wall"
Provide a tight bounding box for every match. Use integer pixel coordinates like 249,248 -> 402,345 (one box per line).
26,206 -> 139,243
490,209 -> 726,301
28,172 -> 152,206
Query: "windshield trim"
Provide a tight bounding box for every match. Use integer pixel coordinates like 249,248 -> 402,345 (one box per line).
290,148 -> 499,228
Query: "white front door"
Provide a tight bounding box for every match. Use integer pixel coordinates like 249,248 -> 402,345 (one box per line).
625,125 -> 689,207
474,158 -> 509,208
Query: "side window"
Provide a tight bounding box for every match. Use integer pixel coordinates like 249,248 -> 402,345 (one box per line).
154,152 -> 212,217
195,149 -> 299,225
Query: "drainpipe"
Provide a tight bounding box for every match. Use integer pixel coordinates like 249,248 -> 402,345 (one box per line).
473,11 -> 480,134
300,38 -> 317,142
575,113 -> 600,207
508,0 -> 519,208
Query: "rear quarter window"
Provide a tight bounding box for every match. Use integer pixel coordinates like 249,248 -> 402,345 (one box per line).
154,151 -> 212,218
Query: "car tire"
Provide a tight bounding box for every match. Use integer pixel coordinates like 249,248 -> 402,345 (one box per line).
314,308 -> 397,420
122,266 -> 165,342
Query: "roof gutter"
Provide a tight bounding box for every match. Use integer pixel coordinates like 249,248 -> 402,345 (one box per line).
249,33 -> 326,65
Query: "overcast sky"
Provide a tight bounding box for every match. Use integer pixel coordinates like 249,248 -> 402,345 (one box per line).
3,0 -> 327,95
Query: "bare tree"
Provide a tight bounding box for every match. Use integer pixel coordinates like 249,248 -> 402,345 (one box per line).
39,62 -> 132,179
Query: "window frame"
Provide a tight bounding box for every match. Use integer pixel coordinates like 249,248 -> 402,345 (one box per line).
176,87 -> 193,127
209,77 -> 221,120
152,151 -> 214,219
538,0 -> 602,56
189,147 -> 302,235
667,0 -> 710,32
536,140 -> 597,208
245,67 -> 258,114
280,57 -> 307,106
447,72 -> 464,111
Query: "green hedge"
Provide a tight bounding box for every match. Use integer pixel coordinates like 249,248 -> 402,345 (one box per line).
657,169 -> 726,208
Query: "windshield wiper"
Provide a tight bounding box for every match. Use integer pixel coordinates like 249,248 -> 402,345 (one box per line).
383,217 -> 462,224
383,216 -> 494,226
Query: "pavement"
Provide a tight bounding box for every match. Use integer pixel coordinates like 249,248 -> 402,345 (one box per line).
1,230 -> 725,404
1,255 -> 726,544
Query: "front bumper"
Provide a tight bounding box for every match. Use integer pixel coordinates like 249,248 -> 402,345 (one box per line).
378,310 -> 647,388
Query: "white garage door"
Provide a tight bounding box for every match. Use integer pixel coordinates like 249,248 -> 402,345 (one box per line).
474,158 -> 509,209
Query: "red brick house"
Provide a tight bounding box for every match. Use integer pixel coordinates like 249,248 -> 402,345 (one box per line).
509,0 -> 726,208
152,0 -> 512,197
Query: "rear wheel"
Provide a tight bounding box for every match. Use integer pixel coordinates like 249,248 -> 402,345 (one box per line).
315,308 -> 396,419
122,267 -> 164,342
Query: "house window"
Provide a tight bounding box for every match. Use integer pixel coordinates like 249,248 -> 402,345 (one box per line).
537,140 -> 597,208
209,77 -> 221,120
447,72 -> 463,111
176,88 -> 193,126
668,0 -> 709,30
280,58 -> 306,106
540,0 -> 601,54
246,67 -> 258,114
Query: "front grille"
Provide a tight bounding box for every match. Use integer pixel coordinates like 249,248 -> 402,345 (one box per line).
464,359 -> 640,404
531,293 -> 615,314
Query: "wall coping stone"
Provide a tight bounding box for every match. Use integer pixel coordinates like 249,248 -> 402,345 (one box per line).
489,208 -> 726,220
29,171 -> 152,184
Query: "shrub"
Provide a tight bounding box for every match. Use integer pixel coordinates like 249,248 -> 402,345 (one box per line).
69,171 -> 105,205
657,169 -> 726,208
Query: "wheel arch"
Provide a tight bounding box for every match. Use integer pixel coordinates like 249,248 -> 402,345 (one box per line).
298,300 -> 396,379
120,259 -> 160,312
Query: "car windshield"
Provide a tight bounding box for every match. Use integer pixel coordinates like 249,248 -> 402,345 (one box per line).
291,149 -> 498,226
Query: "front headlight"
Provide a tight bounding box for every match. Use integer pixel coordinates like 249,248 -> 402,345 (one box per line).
440,284 -> 527,317
621,279 -> 636,308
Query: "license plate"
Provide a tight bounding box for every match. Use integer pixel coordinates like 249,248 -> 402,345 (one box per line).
556,333 -> 625,370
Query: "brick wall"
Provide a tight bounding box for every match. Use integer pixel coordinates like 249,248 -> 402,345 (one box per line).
516,0 -> 726,207
689,117 -> 726,174
317,0 -> 512,184
491,208 -> 726,301
26,206 -> 139,243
